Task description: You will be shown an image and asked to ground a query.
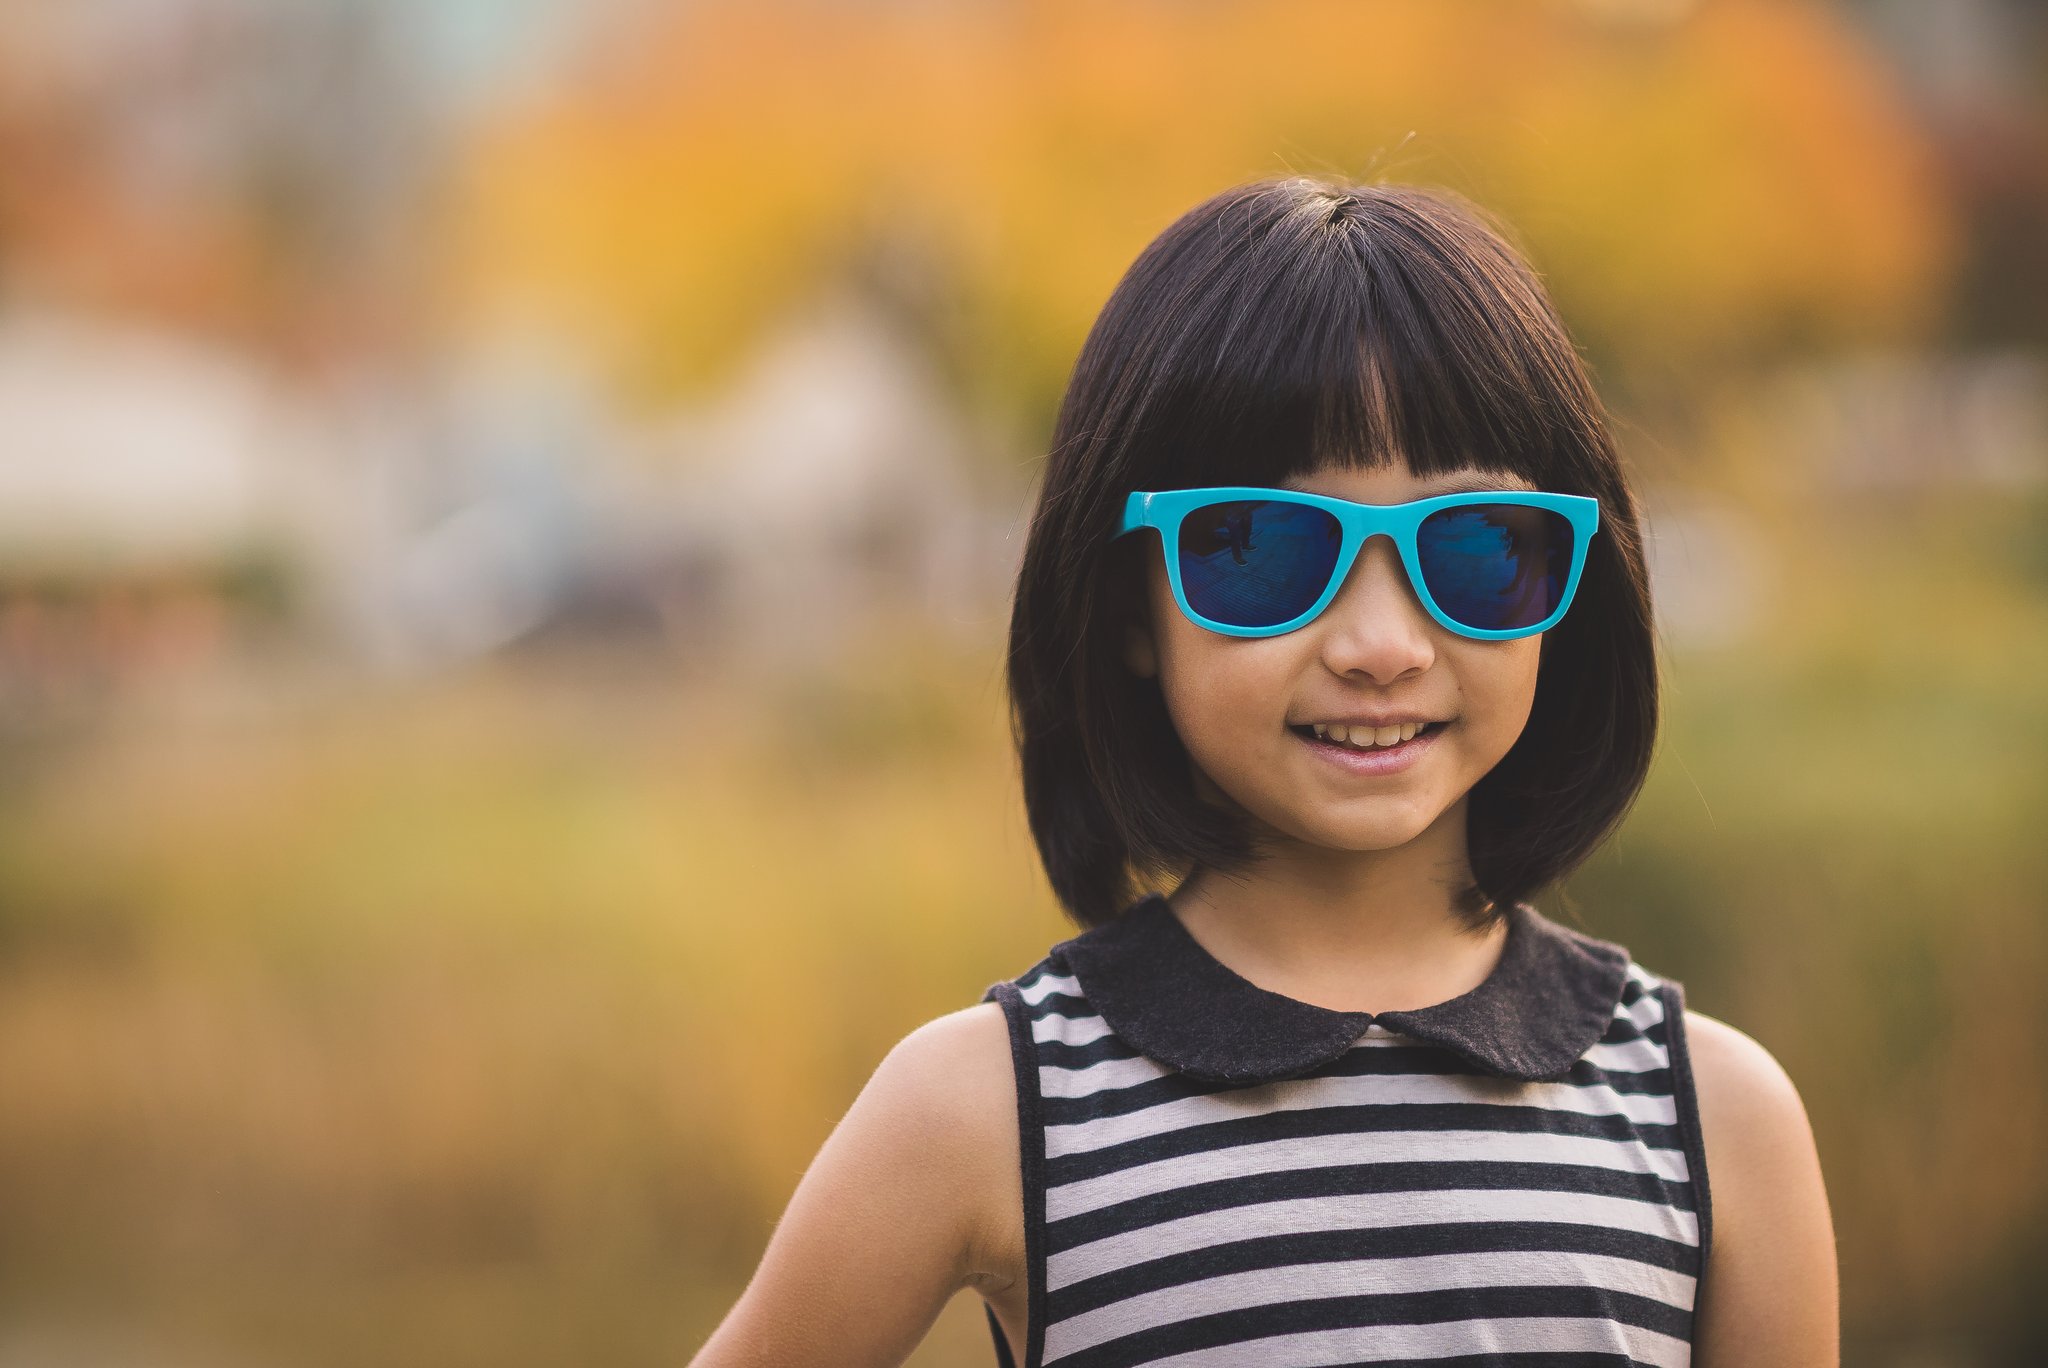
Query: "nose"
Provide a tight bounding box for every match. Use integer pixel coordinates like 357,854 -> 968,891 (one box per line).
1314,533 -> 1436,681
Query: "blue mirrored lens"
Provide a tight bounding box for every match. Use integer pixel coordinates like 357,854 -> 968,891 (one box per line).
1176,499 -> 1343,628
1416,504 -> 1575,631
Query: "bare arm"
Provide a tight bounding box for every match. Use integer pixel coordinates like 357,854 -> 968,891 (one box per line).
1686,1009 -> 1840,1367
688,1002 -> 1018,1368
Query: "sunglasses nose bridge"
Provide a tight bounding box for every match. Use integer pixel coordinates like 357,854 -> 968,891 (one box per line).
1324,526 -> 1426,619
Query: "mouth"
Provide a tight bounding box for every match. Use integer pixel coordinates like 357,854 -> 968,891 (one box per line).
1286,719 -> 1452,749
1286,718 -> 1452,774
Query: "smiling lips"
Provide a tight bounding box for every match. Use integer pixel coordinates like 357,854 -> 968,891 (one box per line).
1292,718 -> 1449,774
1311,720 -> 1431,749
1290,719 -> 1447,751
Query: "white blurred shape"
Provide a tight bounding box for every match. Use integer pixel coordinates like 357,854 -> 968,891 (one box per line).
0,308 -> 291,569
394,502 -> 552,659
614,283 -> 1010,664
1771,348 -> 2048,491
1641,485 -> 1768,652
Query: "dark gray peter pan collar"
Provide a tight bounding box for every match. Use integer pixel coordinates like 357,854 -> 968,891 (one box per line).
1053,893 -> 1632,1086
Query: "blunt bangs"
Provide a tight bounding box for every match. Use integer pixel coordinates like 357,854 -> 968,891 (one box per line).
1009,175 -> 1659,930
1109,185 -> 1593,500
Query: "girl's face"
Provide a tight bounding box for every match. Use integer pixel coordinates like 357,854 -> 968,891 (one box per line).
1123,458 -> 1544,858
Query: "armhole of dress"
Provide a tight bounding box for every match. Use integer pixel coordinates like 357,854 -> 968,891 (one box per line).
981,979 -> 1048,1368
1657,979 -> 1714,1308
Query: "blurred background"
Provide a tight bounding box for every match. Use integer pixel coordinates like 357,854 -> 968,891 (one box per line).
0,0 -> 2042,1363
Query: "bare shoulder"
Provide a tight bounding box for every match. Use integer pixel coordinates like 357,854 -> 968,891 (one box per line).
875,1002 -> 1023,1275
686,1001 -> 1023,1366
1679,1009 -> 1841,1367
874,1000 -> 1013,1104
1682,1010 -> 1810,1149
877,1001 -> 1016,1158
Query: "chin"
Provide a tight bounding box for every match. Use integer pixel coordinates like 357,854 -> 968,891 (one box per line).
1279,811 -> 1438,852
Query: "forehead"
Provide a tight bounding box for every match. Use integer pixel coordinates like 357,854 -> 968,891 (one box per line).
1279,462 -> 1540,499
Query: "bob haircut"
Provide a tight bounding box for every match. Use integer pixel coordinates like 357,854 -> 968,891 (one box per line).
1007,175 -> 1659,932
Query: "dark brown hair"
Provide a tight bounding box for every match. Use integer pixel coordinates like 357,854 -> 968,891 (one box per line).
1007,175 -> 1660,931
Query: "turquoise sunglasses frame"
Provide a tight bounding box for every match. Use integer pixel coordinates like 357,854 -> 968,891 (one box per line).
1114,486 -> 1602,640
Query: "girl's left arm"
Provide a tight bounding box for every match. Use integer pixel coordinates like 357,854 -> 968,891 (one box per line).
1685,1009 -> 1841,1367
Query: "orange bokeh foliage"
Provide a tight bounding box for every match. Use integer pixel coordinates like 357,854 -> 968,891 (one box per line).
447,0 -> 1956,416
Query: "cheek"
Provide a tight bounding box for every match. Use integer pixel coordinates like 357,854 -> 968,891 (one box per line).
1151,622 -> 1291,756
1456,638 -> 1544,744
1155,630 -> 1245,725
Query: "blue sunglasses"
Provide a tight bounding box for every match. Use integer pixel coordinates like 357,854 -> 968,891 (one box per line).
1113,486 -> 1601,640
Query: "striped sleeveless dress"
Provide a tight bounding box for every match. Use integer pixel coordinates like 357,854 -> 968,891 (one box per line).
978,893 -> 1711,1367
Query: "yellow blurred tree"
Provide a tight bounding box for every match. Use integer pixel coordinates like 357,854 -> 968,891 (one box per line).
444,0 -> 1956,437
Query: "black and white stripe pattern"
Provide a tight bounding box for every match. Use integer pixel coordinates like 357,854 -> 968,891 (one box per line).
985,956 -> 1704,1366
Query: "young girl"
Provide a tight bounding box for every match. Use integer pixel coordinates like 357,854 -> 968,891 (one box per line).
690,177 -> 1838,1367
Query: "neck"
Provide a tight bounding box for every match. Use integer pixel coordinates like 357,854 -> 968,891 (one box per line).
1165,802 -> 1506,1015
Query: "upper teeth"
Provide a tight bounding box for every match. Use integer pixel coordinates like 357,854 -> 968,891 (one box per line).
1312,721 -> 1430,748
